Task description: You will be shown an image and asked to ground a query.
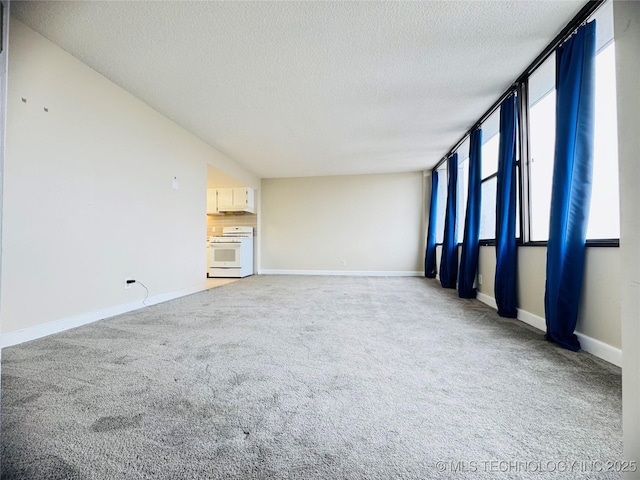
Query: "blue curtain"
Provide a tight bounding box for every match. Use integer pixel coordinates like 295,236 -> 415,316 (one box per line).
495,94 -> 518,317
424,172 -> 439,278
458,129 -> 482,298
545,21 -> 596,351
440,154 -> 458,289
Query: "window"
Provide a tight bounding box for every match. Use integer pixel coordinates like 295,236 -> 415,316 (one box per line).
479,109 -> 500,240
435,163 -> 447,243
589,25 -> 619,238
515,162 -> 521,239
456,137 -> 470,244
528,54 -> 556,241
431,0 -> 618,247
527,1 -> 619,241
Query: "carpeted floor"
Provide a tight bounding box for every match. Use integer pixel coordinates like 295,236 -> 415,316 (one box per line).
1,275 -> 622,479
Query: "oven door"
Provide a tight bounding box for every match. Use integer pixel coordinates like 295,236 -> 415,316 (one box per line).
209,242 -> 242,268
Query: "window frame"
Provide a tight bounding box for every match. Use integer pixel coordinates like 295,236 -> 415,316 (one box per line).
478,107 -> 502,244
430,0 -> 619,250
520,7 -> 619,246
455,137 -> 470,247
433,162 -> 448,246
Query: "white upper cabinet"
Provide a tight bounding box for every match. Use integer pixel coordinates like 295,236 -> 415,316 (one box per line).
206,188 -> 220,215
217,188 -> 234,211
231,187 -> 255,213
207,187 -> 255,214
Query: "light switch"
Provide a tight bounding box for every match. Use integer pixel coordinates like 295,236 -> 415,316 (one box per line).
172,177 -> 179,190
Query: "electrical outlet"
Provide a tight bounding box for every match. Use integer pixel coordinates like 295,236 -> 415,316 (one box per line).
478,274 -> 483,285
124,278 -> 134,289
340,259 -> 346,266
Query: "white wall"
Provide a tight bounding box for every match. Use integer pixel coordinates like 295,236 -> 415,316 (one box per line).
613,1 -> 640,473
476,246 -> 621,354
577,248 -> 621,348
433,242 -> 620,363
0,1 -> 10,443
0,20 -> 258,339
261,172 -> 424,274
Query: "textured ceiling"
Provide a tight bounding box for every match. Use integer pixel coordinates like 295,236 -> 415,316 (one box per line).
12,1 -> 586,179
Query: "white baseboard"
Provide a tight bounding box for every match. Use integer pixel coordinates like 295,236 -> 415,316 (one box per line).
475,292 -> 621,367
0,283 -> 210,349
575,332 -> 622,367
3,278 -> 622,367
515,308 -> 547,332
259,269 -> 424,277
476,292 -> 498,310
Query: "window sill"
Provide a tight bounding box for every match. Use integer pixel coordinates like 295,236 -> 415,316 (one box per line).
439,240 -> 619,248
519,239 -> 620,247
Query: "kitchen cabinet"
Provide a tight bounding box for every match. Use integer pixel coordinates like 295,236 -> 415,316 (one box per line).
206,187 -> 255,214
206,188 -> 220,215
217,188 -> 234,210
230,187 -> 255,212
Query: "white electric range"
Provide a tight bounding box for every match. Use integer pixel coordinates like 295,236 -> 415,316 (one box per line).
207,226 -> 254,278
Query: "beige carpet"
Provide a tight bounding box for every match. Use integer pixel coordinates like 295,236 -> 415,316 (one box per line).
1,275 -> 623,479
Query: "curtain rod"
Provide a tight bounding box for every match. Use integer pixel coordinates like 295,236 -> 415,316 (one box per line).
432,0 -> 604,172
